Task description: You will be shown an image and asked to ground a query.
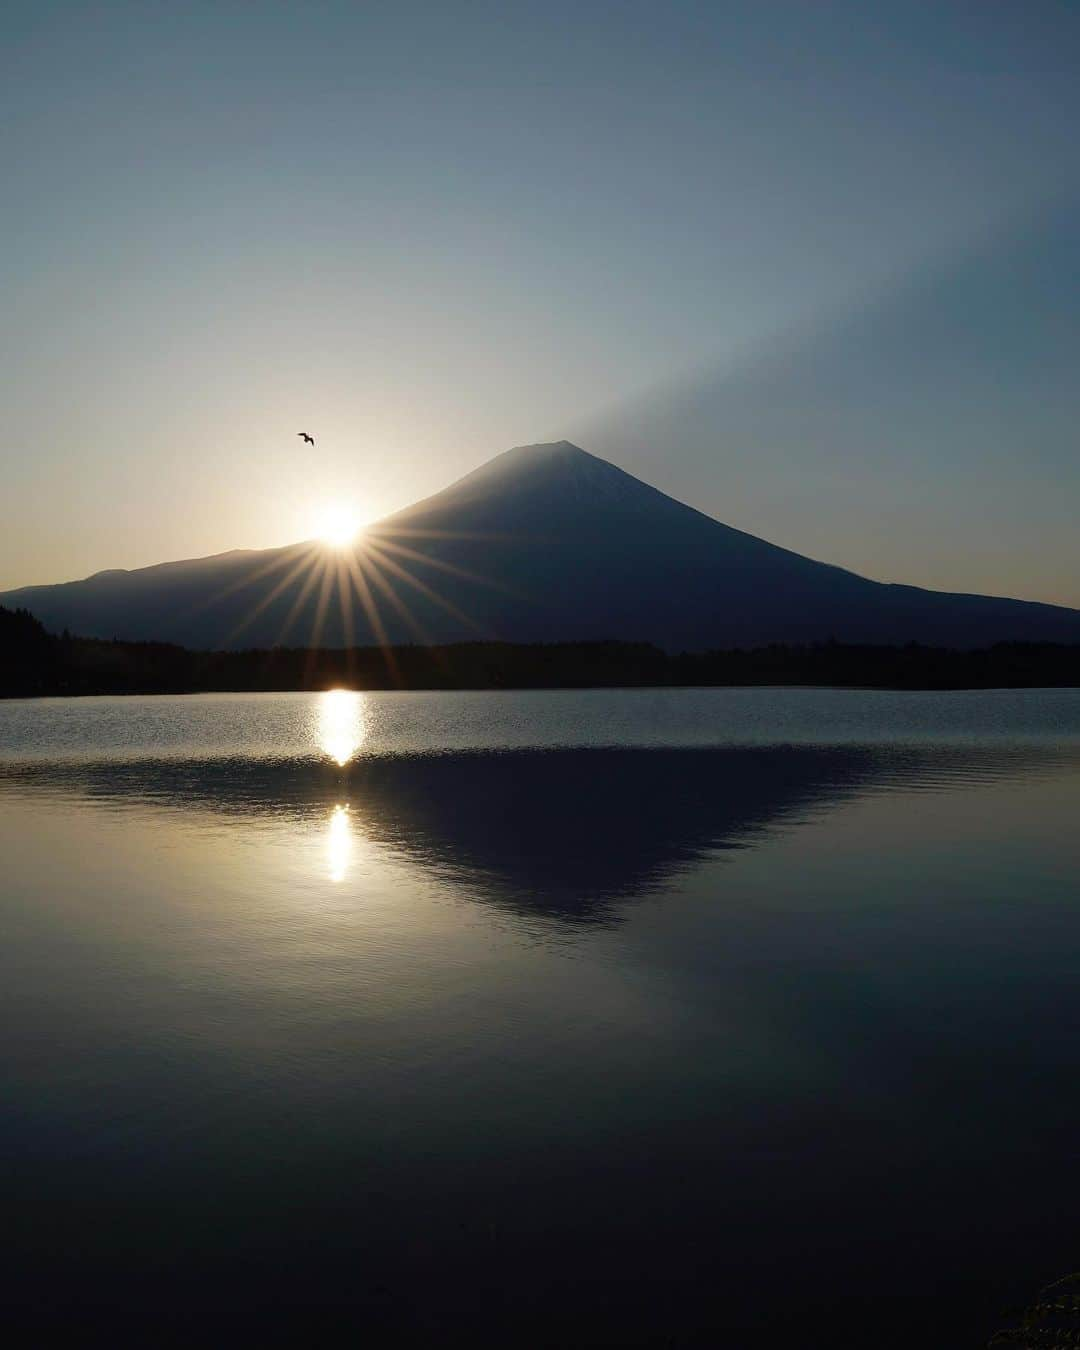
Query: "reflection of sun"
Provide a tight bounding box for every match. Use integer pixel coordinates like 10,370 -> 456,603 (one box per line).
314,504 -> 363,549
327,804 -> 351,883
318,688 -> 366,766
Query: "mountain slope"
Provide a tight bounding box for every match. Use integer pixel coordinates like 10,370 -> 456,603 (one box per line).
3,441 -> 1078,651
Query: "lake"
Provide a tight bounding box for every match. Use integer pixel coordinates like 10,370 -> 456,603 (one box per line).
2,688 -> 1079,1345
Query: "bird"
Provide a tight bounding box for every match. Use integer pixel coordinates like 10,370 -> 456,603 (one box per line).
298,432 -> 315,446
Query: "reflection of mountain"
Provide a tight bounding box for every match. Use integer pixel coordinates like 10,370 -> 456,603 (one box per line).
4,442 -> 1079,651
351,748 -> 881,919
4,744 -> 1050,923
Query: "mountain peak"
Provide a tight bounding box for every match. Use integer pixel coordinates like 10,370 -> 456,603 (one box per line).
383,439 -> 629,524
449,438 -> 597,486
3,439 -> 1078,652
505,439 -> 589,460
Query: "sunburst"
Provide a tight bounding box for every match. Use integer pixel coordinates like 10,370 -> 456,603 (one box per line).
190,512 -> 516,682
314,505 -> 363,549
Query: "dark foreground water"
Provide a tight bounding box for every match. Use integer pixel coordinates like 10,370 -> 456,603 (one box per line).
2,688 -> 1079,1346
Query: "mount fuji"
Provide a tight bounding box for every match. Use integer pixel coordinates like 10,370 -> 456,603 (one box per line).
3,441 -> 1078,651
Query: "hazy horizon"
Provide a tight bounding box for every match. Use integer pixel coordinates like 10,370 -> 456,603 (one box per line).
4,1 -> 1079,605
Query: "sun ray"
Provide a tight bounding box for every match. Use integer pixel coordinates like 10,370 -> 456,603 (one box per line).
269,552 -> 328,649
335,555 -> 358,685
218,547 -> 323,648
357,551 -> 461,682
357,550 -> 439,647
342,549 -> 401,683
303,557 -> 337,685
168,543 -> 321,636
369,535 -> 524,600
204,543 -> 318,612
362,539 -> 491,637
370,524 -> 514,544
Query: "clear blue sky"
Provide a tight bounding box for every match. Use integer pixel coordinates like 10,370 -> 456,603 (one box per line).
3,1 -> 1078,604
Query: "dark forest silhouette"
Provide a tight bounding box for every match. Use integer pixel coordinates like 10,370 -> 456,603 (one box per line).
2,603 -> 1077,696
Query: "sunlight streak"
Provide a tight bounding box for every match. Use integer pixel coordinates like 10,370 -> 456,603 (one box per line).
270,552 -> 328,647
182,542 -> 320,629
371,525 -> 513,544
362,539 -> 491,636
372,535 -> 524,599
342,551 -> 400,682
219,546 -> 322,647
174,509 -> 509,662
303,559 -> 336,683
210,546 -> 310,605
358,550 -> 438,647
335,556 -> 356,683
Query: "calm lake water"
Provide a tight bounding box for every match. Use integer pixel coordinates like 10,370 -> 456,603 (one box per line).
2,688 -> 1080,1345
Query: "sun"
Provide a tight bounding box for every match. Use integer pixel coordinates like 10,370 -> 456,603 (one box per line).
314,504 -> 363,549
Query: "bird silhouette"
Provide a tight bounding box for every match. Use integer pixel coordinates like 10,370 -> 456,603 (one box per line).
298,432 -> 315,446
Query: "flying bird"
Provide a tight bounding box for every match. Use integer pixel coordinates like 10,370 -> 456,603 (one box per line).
298,432 -> 315,446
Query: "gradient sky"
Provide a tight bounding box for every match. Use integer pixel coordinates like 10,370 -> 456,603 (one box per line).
3,1 -> 1078,604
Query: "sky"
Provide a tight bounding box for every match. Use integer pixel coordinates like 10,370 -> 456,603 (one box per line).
3,0 -> 1079,605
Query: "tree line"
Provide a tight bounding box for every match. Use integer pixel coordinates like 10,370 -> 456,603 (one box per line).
2,603 -> 1078,696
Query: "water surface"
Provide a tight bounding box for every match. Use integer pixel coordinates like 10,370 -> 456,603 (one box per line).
2,688 -> 1079,1345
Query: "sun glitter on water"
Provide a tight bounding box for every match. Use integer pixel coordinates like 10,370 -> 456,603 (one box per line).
317,689 -> 367,767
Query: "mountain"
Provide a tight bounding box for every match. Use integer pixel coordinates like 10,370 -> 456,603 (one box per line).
3,441 -> 1078,651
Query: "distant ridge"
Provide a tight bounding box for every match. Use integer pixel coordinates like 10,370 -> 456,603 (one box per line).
3,441 -> 1078,651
